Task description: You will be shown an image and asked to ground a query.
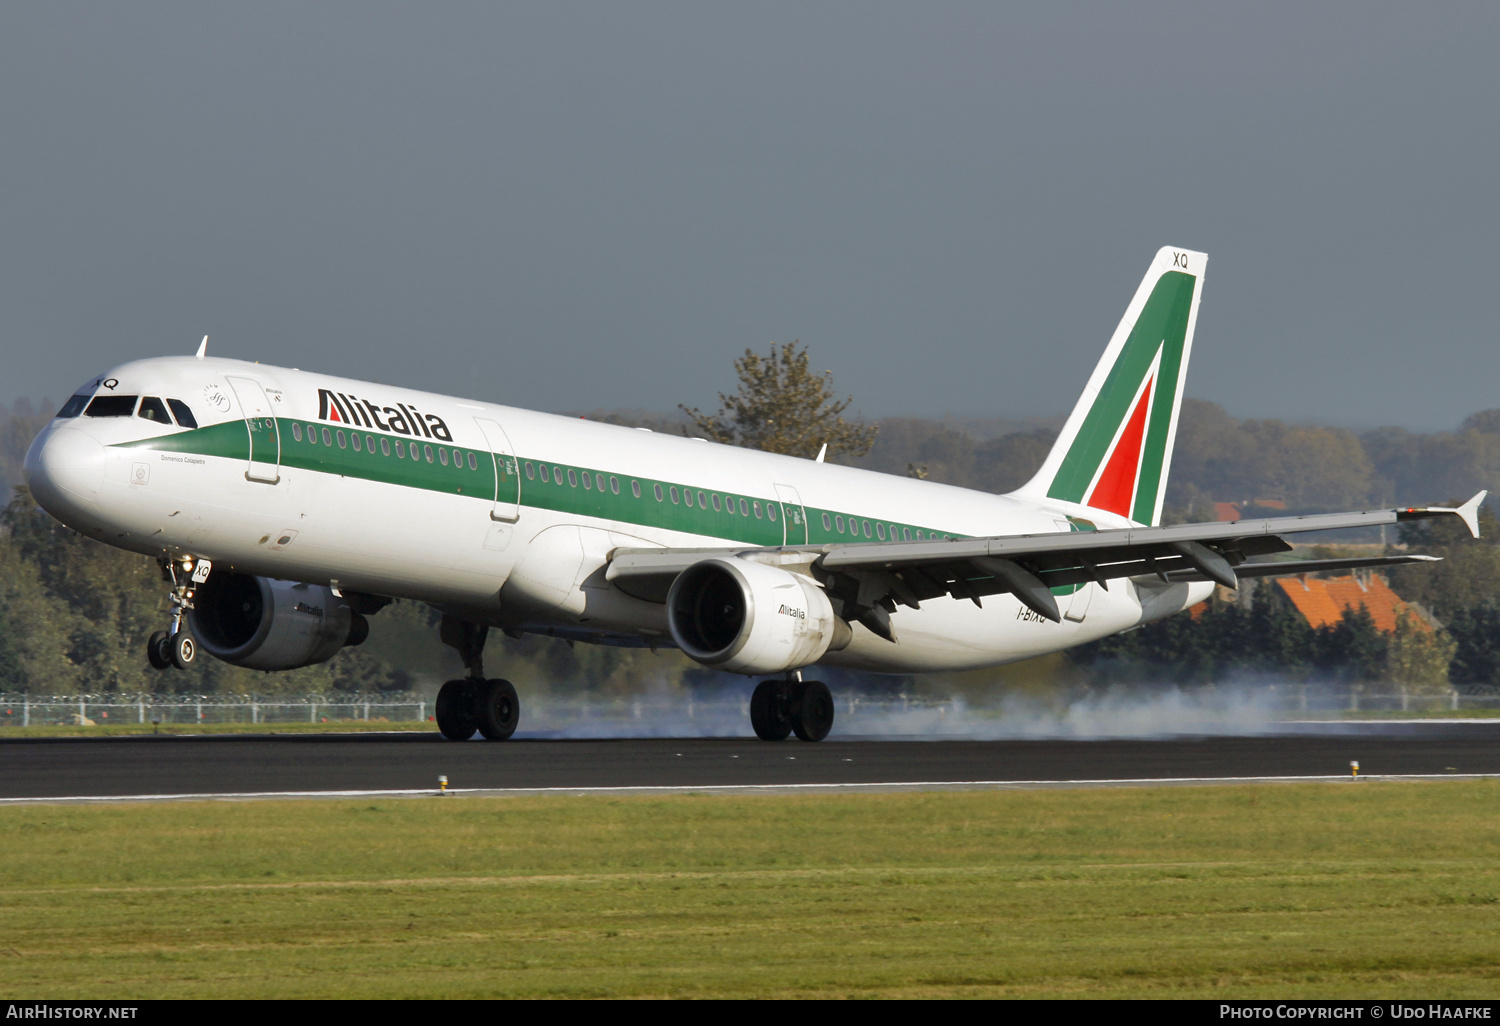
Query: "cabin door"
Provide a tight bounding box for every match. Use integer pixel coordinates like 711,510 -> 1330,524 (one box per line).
474,418 -> 520,522
775,484 -> 808,545
226,376 -> 281,484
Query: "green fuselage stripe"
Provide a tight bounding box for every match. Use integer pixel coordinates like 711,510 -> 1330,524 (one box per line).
117,419 -> 965,553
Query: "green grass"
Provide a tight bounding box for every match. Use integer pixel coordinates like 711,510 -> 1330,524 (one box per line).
3,782 -> 1500,997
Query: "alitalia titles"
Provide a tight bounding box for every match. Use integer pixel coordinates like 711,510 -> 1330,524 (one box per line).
317,388 -> 453,442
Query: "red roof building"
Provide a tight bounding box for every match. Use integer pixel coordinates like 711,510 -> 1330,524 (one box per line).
1274,574 -> 1430,634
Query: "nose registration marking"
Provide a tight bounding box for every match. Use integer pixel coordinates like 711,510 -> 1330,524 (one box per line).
131,462 -> 150,485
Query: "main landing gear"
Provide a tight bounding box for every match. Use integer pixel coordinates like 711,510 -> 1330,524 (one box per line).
436,616 -> 520,741
147,557 -> 208,671
751,673 -> 834,742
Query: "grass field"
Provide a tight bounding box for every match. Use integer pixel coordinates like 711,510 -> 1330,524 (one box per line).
2,782 -> 1499,998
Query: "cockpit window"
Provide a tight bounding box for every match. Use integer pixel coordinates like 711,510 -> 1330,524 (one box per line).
137,397 -> 171,423
166,399 -> 198,429
85,395 -> 139,418
56,395 -> 90,419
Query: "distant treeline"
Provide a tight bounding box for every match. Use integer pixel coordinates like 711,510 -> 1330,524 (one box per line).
850,399 -> 1500,513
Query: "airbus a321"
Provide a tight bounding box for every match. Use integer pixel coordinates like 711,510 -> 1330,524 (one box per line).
23,247 -> 1483,741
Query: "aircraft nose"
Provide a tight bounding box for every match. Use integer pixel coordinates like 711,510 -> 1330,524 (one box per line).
24,425 -> 105,513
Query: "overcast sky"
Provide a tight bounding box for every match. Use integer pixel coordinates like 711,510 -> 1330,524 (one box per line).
2,3 -> 1497,430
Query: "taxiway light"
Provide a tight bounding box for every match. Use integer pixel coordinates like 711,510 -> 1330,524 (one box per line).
1350,760 -> 1359,779
439,774 -> 448,795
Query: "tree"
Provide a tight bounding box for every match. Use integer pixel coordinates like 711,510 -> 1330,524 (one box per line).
1312,604 -> 1387,682
1443,602 -> 1500,689
680,341 -> 877,460
1386,610 -> 1457,694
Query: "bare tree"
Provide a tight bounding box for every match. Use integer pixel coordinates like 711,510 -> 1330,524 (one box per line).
680,341 -> 877,461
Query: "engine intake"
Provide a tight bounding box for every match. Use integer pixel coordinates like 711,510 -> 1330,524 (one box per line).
188,573 -> 367,671
667,557 -> 850,675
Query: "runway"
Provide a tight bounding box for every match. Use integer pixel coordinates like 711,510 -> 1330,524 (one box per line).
3,721 -> 1500,802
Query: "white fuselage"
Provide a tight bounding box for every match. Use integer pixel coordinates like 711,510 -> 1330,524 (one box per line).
24,355 -> 1210,675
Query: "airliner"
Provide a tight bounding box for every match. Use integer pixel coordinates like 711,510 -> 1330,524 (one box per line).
22,247 -> 1482,742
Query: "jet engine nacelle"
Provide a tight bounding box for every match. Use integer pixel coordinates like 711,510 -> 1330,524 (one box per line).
666,557 -> 850,676
188,573 -> 368,671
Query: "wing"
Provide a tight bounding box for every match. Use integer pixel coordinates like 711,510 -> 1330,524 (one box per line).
606,492 -> 1484,639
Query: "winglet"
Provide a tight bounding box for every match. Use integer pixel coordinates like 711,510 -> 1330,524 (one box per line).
1437,491 -> 1487,539
195,335 -> 208,360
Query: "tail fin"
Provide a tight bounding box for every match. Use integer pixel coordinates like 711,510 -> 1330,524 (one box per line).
1013,246 -> 1206,526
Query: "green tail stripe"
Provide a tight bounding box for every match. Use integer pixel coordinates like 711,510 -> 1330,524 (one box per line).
1046,270 -> 1196,521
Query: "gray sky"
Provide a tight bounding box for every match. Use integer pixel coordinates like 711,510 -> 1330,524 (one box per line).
2,3 -> 1497,431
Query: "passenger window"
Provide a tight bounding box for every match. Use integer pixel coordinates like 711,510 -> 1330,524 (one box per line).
653,484 -> 664,501
768,504 -> 777,522
724,494 -> 735,513
914,530 -> 923,540
525,461 -> 535,479
582,472 -> 591,489
166,399 -> 198,428
835,516 -> 844,532
567,468 -> 577,487
611,476 -> 620,494
632,480 -> 641,498
453,449 -> 462,467
554,466 -> 564,484
468,452 -> 478,470
410,442 -> 420,459
85,395 -> 138,418
56,395 -> 90,419
137,397 -> 170,422
863,520 -> 871,537
596,474 -> 605,491
712,494 -> 722,512
352,433 -> 363,452
670,486 -> 679,504
338,431 -> 348,449
292,423 -> 303,442
753,501 -> 761,518
322,428 -> 332,446
903,527 -> 911,540
876,523 -> 886,540
381,438 -> 391,456
539,465 -> 549,482
823,513 -> 832,530
438,447 -> 447,465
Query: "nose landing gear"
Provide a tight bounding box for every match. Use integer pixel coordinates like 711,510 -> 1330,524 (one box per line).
147,557 -> 209,671
435,615 -> 521,741
751,673 -> 834,742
